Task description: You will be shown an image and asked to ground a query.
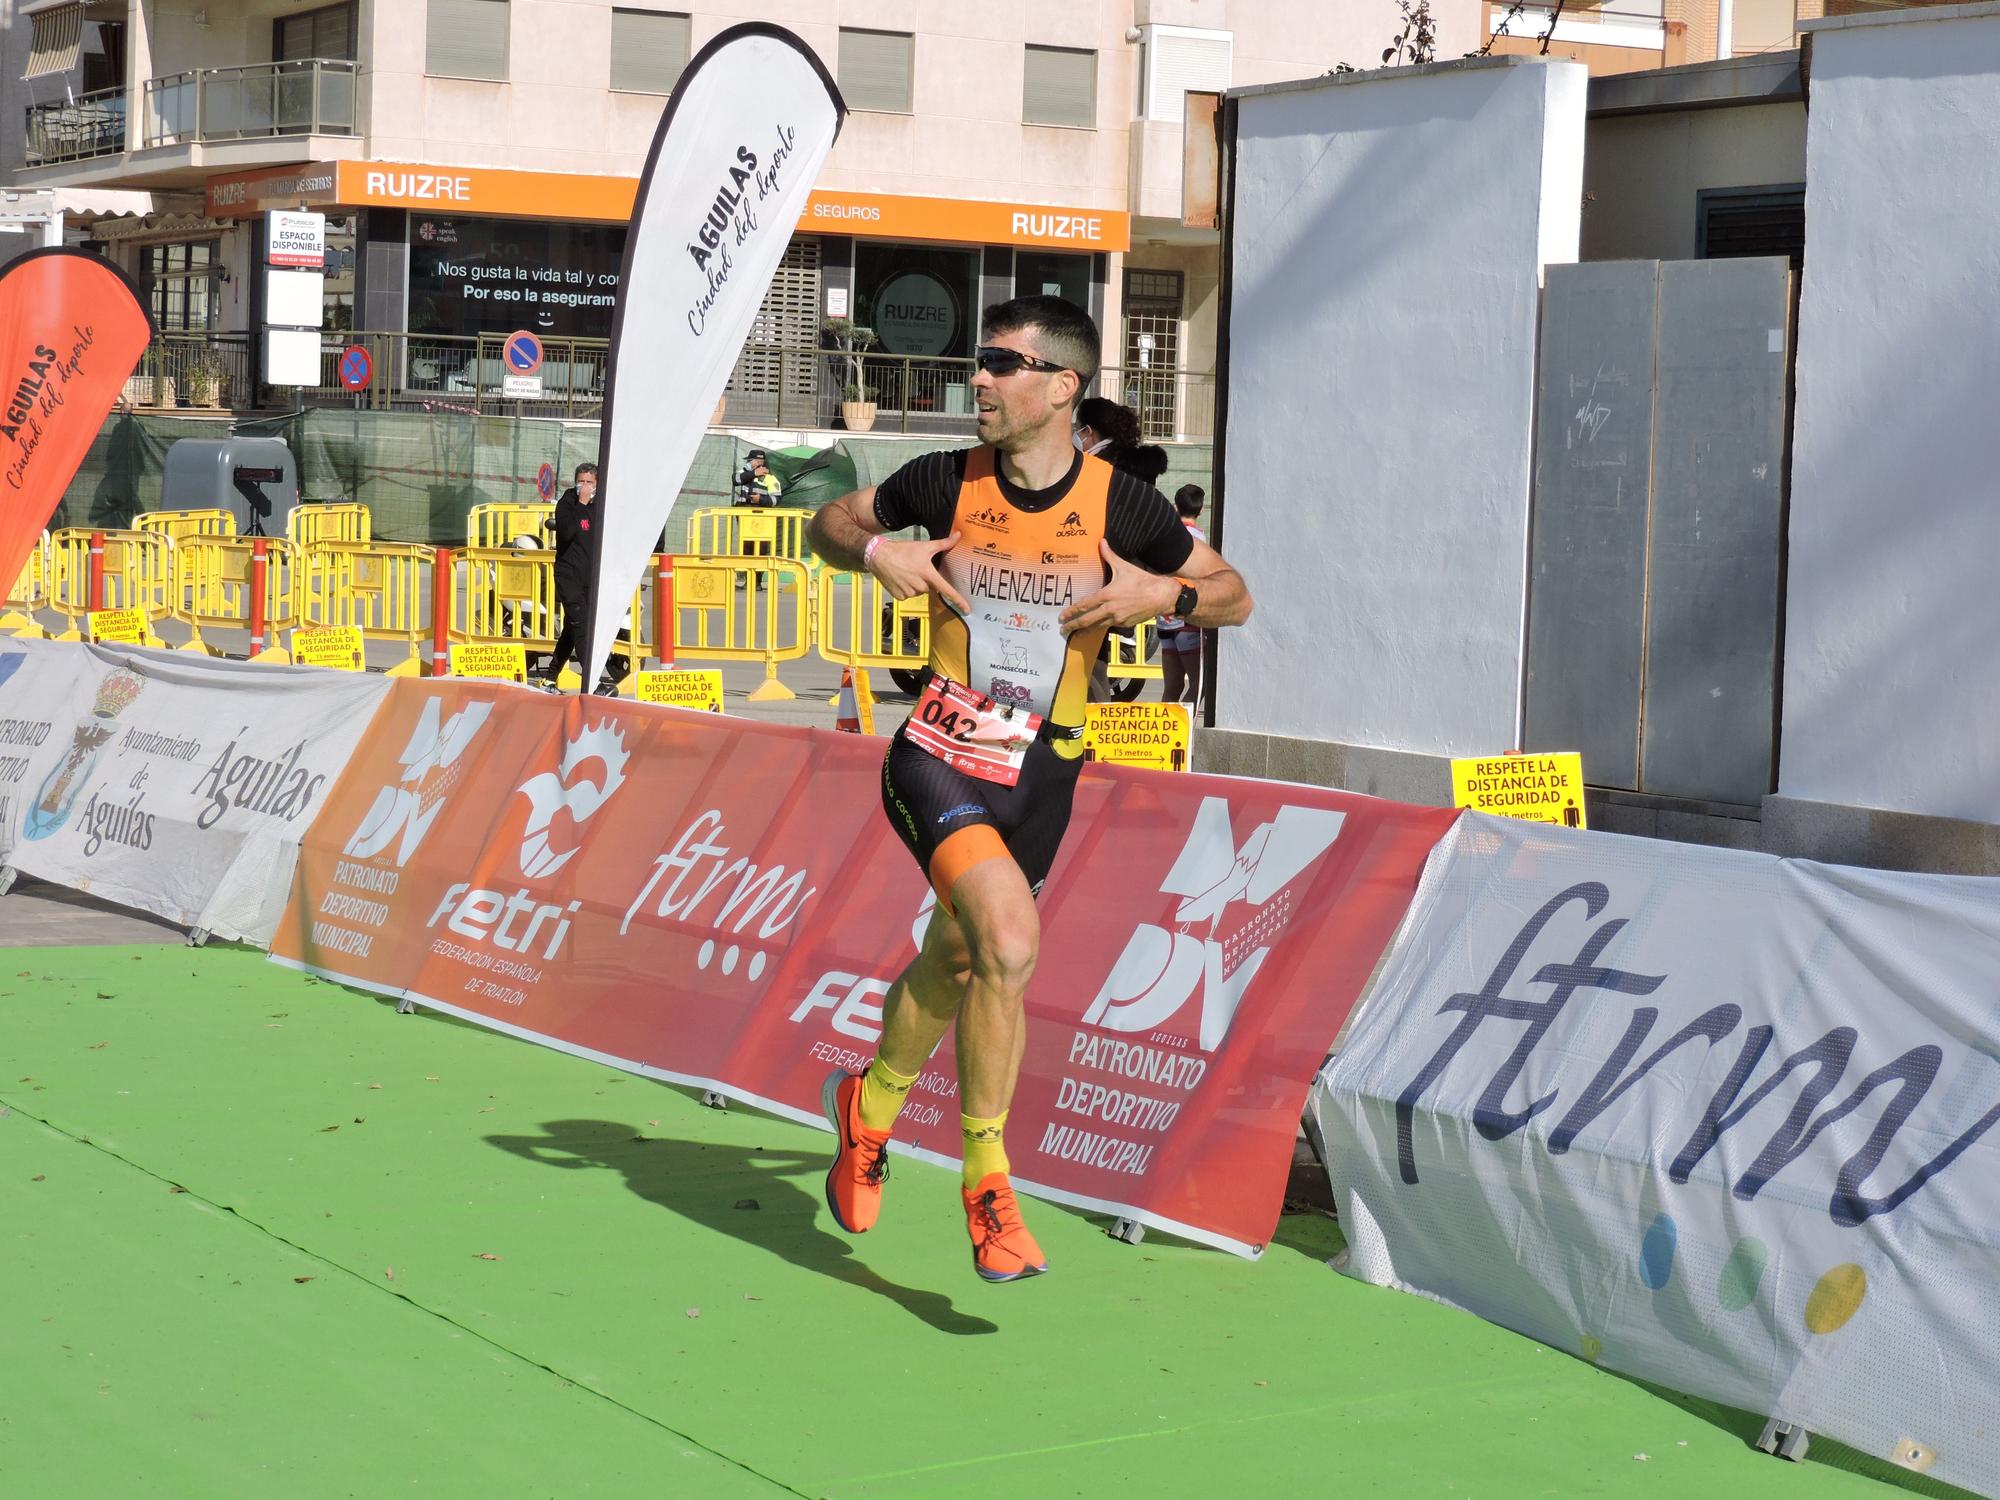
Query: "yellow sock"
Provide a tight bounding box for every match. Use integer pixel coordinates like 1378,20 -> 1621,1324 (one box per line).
961,1111 -> 1010,1188
857,1055 -> 919,1133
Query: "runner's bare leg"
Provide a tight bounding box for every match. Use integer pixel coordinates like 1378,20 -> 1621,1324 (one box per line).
874,903 -> 973,1077
942,857 -> 1039,1117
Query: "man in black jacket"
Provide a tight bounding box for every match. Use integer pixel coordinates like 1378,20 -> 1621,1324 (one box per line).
542,462 -> 598,689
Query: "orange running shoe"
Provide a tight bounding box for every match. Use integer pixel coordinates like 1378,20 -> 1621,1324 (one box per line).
962,1172 -> 1048,1282
821,1069 -> 891,1234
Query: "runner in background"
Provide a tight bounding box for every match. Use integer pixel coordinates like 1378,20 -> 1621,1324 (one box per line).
805,296 -> 1254,1281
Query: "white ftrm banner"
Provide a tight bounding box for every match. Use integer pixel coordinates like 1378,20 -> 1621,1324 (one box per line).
1313,812 -> 2000,1497
0,639 -> 392,945
586,23 -> 845,686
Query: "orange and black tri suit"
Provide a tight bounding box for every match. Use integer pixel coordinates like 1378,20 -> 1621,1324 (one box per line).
872,446 -> 1194,901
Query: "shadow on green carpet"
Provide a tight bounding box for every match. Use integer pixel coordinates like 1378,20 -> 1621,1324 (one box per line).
488,1117 -> 998,1338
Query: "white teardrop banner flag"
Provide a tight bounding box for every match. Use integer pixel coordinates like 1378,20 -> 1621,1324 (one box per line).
586,23 -> 845,686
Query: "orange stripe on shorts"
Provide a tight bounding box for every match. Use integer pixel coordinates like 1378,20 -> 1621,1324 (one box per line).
928,824 -> 1008,912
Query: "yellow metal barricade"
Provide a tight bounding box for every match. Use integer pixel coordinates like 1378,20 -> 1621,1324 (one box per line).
452,545 -> 557,651
669,554 -> 811,701
288,502 -> 372,547
2,532 -> 49,635
135,509 -> 237,544
47,528 -> 174,641
686,506 -> 813,564
815,569 -> 931,673
1105,617 -> 1163,685
300,539 -> 434,672
467,502 -> 554,549
173,537 -> 301,653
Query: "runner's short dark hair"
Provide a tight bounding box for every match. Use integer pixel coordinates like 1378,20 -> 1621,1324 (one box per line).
981,295 -> 1100,387
1175,483 -> 1205,518
1075,397 -> 1141,450
574,461 -> 599,480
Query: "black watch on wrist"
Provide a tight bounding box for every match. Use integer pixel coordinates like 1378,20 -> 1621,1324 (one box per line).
1173,578 -> 1199,620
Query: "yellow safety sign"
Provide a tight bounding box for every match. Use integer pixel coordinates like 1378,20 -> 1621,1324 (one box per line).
450,642 -> 527,683
1451,751 -> 1588,829
292,624 -> 367,672
634,668 -> 725,713
88,607 -> 147,645
1082,702 -> 1193,772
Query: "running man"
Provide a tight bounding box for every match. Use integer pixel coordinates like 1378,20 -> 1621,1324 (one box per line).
804,296 -> 1253,1281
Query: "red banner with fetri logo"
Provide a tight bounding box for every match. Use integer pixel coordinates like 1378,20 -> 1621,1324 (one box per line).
0,250 -> 156,593
271,679 -> 1456,1255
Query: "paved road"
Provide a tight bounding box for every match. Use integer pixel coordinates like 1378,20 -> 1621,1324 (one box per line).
0,874 -> 187,947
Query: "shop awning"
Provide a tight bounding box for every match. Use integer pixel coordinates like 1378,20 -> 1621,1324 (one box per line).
22,1 -> 87,82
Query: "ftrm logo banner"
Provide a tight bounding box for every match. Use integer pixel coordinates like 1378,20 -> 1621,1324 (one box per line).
1314,812 -> 2000,1498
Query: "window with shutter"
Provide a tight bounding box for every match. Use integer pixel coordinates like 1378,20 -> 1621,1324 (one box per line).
1024,45 -> 1095,129
839,29 -> 913,114
426,0 -> 509,81
1697,185 -> 1806,269
1143,28 -> 1229,125
277,3 -> 357,62
727,239 -> 822,423
610,10 -> 691,94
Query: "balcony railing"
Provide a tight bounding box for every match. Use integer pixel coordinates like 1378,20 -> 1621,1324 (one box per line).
110,330 -> 1219,440
143,59 -> 360,148
23,86 -> 126,166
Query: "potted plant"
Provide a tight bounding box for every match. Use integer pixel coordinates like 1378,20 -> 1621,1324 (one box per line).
182,349 -> 227,408
824,316 -> 879,432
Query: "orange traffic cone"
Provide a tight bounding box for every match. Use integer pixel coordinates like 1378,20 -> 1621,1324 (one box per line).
834,667 -> 861,733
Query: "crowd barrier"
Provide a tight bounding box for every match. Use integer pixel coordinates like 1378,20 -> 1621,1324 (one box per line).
299,539 -> 433,673
1313,812 -> 2000,1500
663,554 -> 812,701
3,534 -> 49,634
815,569 -> 930,675
10,511 -> 1167,704
135,508 -> 236,544
0,638 -> 392,943
1107,618 -> 1163,685
467,501 -> 554,550
46,528 -> 173,643
451,545 -> 558,652
288,502 -> 372,547
686,505 -> 814,564
175,537 -> 302,656
268,672 -> 1453,1256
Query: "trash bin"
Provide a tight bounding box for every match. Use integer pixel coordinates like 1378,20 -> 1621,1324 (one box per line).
160,437 -> 300,538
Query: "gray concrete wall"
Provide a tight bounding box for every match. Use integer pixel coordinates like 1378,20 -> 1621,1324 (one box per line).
1218,57 -> 1586,757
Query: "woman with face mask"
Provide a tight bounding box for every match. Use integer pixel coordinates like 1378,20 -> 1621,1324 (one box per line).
1073,396 -> 1141,457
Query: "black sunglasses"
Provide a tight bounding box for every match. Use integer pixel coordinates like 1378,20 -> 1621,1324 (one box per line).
974,345 -> 1069,377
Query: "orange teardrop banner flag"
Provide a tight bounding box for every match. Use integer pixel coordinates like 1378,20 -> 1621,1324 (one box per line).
0,249 -> 155,594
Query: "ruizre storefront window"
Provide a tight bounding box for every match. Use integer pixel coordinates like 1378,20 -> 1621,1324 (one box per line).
323,213 -> 357,331
1014,251 -> 1089,307
408,215 -> 628,340
853,244 -> 978,417
141,239 -> 222,331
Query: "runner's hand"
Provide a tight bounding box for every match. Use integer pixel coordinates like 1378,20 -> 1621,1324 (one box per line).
869,532 -> 969,615
1061,540 -> 1178,634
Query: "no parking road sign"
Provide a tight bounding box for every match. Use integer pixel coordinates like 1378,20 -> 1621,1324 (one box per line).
338,345 -> 373,391
503,329 -> 544,398
536,462 -> 557,500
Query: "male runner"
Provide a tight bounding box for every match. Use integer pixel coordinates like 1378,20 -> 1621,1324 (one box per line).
804,296 -> 1253,1281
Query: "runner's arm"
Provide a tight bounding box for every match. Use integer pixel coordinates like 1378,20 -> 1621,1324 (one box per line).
1061,537 -> 1251,635
807,488 -> 969,613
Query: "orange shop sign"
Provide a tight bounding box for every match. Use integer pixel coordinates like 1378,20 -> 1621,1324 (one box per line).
801,192 -> 1129,251
208,163 -> 1128,250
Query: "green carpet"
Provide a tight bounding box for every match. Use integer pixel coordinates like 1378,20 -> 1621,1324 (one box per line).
0,945 -> 1953,1498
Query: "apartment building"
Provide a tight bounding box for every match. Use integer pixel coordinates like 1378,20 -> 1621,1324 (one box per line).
1484,0 -> 1971,75
1,0 -> 1482,433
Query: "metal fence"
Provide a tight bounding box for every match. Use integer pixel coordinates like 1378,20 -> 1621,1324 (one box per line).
23,86 -> 126,165
143,59 -> 360,147
109,328 -> 1217,437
